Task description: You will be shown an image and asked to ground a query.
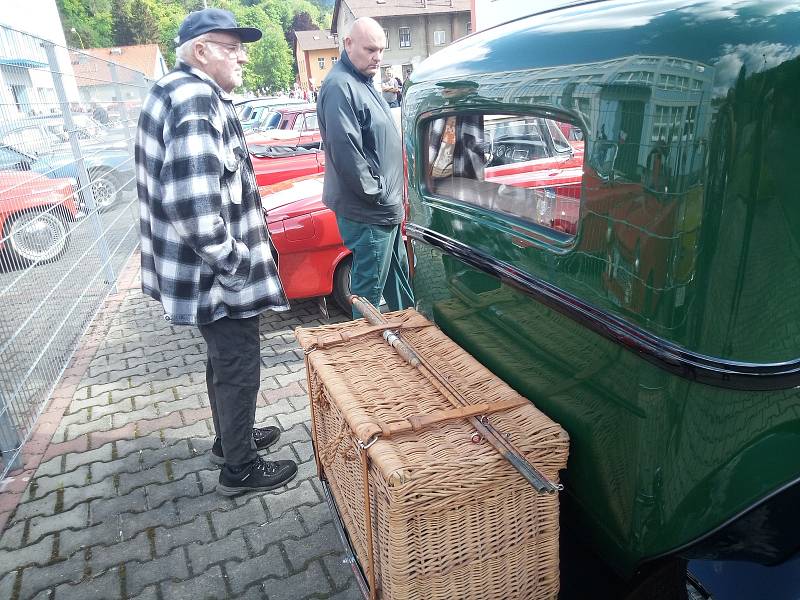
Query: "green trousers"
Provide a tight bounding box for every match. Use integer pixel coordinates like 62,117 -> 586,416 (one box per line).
335,215 -> 415,319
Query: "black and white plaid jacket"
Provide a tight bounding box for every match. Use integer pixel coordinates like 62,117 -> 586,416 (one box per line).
136,63 -> 288,325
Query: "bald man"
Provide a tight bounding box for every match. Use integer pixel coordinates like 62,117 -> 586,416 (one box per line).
317,17 -> 414,318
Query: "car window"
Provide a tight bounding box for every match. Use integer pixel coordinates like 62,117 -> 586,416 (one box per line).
305,113 -> 318,130
260,111 -> 281,130
292,115 -> 305,131
423,113 -> 583,238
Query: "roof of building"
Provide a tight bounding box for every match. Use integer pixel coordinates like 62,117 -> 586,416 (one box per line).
295,29 -> 338,51
71,44 -> 164,83
333,0 -> 471,32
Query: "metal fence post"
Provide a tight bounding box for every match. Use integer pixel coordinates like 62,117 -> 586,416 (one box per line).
42,41 -> 117,288
109,62 -> 135,155
0,393 -> 23,470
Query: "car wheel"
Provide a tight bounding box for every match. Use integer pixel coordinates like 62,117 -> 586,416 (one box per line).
2,209 -> 69,269
331,255 -> 352,313
88,169 -> 120,210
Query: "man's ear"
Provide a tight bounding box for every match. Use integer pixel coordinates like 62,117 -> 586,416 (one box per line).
193,40 -> 209,65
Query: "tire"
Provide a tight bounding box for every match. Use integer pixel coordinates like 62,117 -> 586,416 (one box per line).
2,209 -> 69,269
331,255 -> 352,313
88,168 -> 121,210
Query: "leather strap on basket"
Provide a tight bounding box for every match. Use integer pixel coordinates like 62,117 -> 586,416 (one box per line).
360,445 -> 377,600
308,315 -> 430,352
356,397 -> 528,442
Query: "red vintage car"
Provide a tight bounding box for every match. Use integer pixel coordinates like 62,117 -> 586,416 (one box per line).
245,104 -> 321,147
0,170 -> 80,268
249,143 -> 325,187
259,175 -> 352,311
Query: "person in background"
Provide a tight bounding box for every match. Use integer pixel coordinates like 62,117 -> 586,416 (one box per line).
317,17 -> 414,318
381,70 -> 400,108
135,7 -> 298,496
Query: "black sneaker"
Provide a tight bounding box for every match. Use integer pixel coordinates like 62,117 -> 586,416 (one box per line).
210,426 -> 281,466
217,456 -> 298,496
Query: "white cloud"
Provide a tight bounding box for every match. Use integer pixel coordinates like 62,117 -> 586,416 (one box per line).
712,42 -> 800,95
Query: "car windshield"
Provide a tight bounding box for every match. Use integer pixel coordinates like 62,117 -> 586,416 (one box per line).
260,111 -> 282,130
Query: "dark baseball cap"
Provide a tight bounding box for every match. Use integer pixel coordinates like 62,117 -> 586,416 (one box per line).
175,8 -> 262,46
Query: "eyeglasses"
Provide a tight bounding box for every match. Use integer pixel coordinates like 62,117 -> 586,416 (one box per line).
204,40 -> 248,58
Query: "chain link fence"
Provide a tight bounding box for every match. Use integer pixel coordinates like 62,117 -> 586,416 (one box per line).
0,24 -> 151,478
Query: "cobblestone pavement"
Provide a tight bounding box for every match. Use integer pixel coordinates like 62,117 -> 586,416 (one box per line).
0,253 -> 362,600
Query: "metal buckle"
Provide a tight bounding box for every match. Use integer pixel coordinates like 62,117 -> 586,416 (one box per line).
358,434 -> 379,450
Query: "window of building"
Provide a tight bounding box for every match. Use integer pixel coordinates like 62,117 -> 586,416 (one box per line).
423,113 -> 583,241
652,105 -> 682,142
434,30 -> 446,46
331,56 -> 338,64
384,29 -> 390,49
683,105 -> 697,140
399,27 -> 411,48
466,21 -> 472,34
318,57 -> 325,70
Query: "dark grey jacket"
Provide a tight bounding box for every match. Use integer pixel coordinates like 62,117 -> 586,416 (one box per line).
317,52 -> 403,225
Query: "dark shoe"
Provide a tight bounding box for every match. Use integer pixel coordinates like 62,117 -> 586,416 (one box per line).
217,456 -> 298,496
210,426 -> 281,466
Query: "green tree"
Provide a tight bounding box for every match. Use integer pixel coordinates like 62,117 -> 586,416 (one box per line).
114,0 -> 160,45
58,0 -> 114,48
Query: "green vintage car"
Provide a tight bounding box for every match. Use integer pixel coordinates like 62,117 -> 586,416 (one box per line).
401,0 -> 800,596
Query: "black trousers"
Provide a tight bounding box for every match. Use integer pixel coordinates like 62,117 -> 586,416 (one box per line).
198,315 -> 261,467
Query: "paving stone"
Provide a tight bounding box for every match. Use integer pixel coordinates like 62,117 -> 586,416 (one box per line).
32,466 -> 90,498
212,496 -> 268,538
294,459 -> 317,483
326,581 -> 364,600
153,395 -> 203,416
294,440 -> 314,463
242,509 -> 305,554
64,415 -> 113,441
269,424 -> 309,454
188,529 -> 248,573
18,551 -> 85,599
0,533 -> 54,571
298,503 -> 334,534
146,473 -> 201,508
263,560 -> 329,600
28,588 -> 55,600
53,565 -> 120,600
175,489 -> 231,519
112,404 -> 159,429
60,477 -> 116,513
162,564 -> 227,600
89,489 -> 147,526
197,467 -> 220,494
117,462 -> 172,496
59,521 -> 122,558
119,500 -> 180,538
167,452 -> 214,482
264,479 -> 320,520
139,439 -> 192,470
154,515 -> 213,557
27,503 -> 88,545
12,492 -> 57,521
0,571 -> 17,600
64,443 -> 114,472
125,546 -> 189,597
129,584 -> 159,600
322,553 -> 358,592
284,523 -> 341,571
226,545 -> 289,596
34,456 -> 63,479
276,409 -> 310,432
114,436 -> 164,460
91,529 -> 153,574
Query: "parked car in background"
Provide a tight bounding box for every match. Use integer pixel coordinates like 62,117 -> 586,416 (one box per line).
245,104 -> 320,146
259,175 -> 351,311
0,117 -> 133,211
236,96 -> 306,131
249,143 -> 325,187
0,170 -> 80,269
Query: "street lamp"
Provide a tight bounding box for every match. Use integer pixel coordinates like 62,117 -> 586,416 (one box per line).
70,27 -> 84,49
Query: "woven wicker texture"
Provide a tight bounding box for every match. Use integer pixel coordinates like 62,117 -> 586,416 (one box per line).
296,309 -> 569,600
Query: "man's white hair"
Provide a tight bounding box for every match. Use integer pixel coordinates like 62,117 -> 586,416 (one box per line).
175,34 -> 207,64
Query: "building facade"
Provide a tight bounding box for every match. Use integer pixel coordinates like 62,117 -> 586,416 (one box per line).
295,30 -> 339,95
332,0 -> 470,83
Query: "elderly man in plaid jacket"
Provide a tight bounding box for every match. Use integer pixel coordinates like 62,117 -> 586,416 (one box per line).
135,8 -> 297,496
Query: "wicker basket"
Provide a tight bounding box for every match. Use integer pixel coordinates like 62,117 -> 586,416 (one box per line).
296,309 -> 569,600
